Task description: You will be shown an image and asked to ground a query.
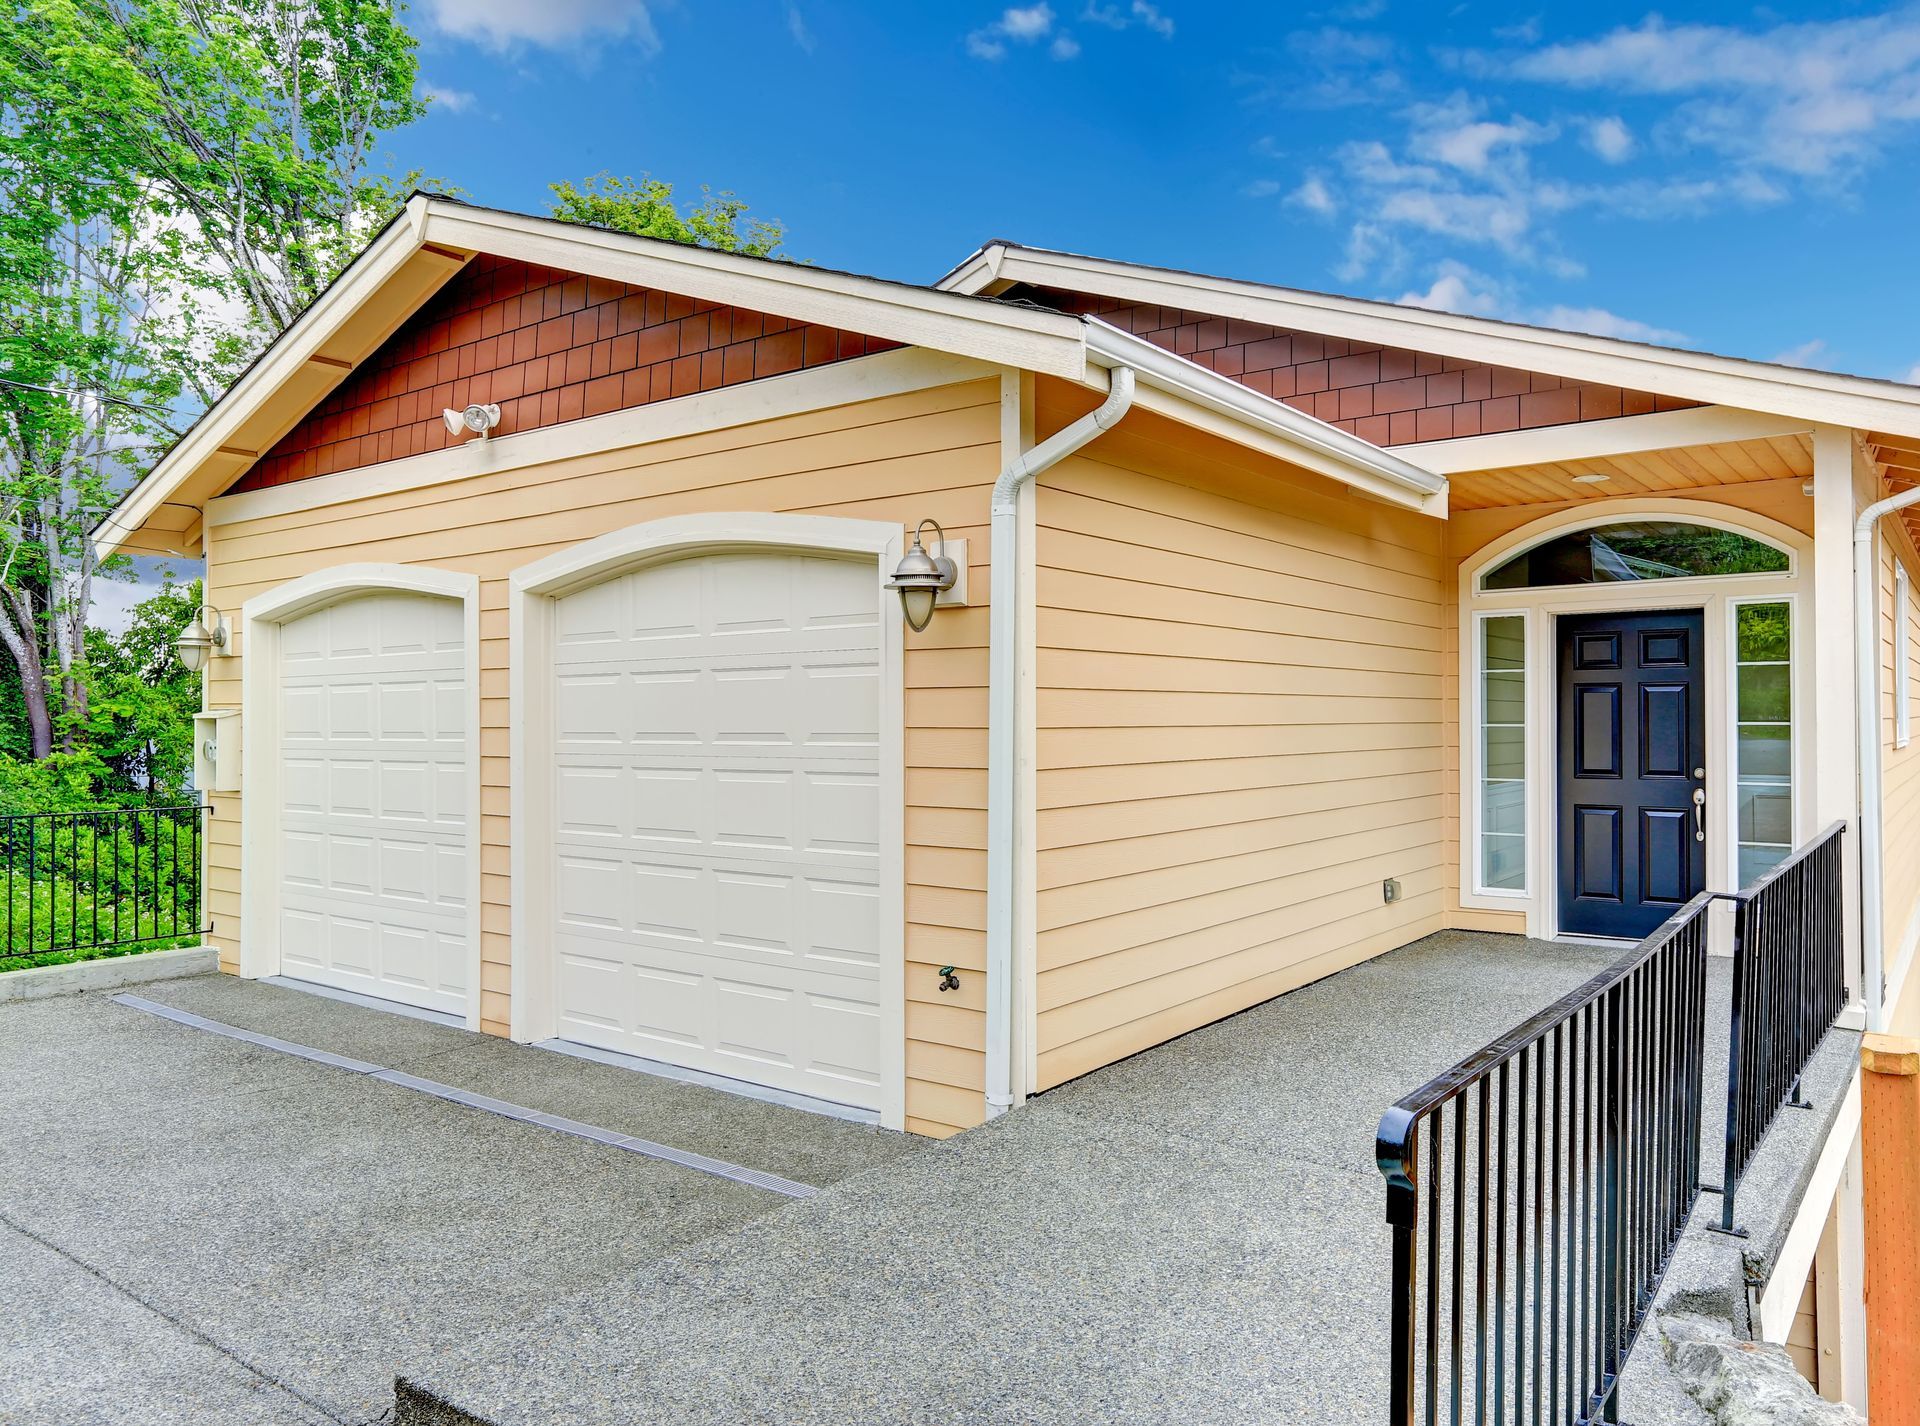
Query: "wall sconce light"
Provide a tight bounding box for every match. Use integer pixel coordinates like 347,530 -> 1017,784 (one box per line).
174,605 -> 229,673
886,519 -> 959,632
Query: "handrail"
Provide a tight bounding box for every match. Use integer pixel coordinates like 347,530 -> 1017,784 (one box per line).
1715,821 -> 1848,1233
1376,893 -> 1712,1426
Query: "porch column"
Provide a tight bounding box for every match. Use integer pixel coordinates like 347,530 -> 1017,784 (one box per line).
1812,425 -> 1867,1007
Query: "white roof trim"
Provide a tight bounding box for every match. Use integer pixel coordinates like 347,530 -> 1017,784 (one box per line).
942,242 -> 1920,442
1401,404 -> 1815,476
1082,318 -> 1446,513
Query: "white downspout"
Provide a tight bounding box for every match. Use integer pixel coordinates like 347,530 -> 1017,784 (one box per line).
1854,484 -> 1920,1032
984,365 -> 1136,1117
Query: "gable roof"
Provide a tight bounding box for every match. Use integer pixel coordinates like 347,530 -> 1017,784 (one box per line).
95,198 -> 1446,558
937,241 -> 1920,442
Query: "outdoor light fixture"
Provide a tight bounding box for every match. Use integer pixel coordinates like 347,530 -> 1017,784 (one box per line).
886,518 -> 959,633
173,605 -> 228,673
442,403 -> 501,440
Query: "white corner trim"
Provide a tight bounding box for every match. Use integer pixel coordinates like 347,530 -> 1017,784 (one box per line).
238,563 -> 485,1031
948,244 -> 1920,440
1082,317 -> 1447,513
208,348 -> 996,530
506,511 -> 909,1132
1757,1070 -> 1861,1346
1403,405 -> 1816,476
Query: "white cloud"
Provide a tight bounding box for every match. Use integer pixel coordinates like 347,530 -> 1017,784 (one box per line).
786,4 -> 814,53
1395,261 -> 1686,345
1535,306 -> 1686,344
421,0 -> 658,51
967,4 -> 1065,60
1288,173 -> 1336,216
424,85 -> 477,113
1770,339 -> 1830,369
1584,116 -> 1634,163
1242,178 -> 1283,199
1398,262 -> 1507,317
1508,13 -> 1920,180
1902,363 -> 1920,386
1083,1 -> 1174,37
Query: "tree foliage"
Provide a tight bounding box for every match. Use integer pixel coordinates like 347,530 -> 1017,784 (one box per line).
549,172 -> 790,259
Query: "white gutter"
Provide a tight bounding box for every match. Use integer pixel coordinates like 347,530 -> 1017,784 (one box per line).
984,364 -> 1136,1117
1854,484 -> 1920,1032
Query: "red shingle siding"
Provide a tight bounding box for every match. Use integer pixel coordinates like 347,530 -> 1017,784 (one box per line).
234,255 -> 900,492
1022,287 -> 1696,446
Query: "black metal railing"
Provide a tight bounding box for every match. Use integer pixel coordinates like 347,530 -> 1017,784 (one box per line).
1376,896 -> 1710,1426
1,802 -> 210,965
1717,821 -> 1847,1232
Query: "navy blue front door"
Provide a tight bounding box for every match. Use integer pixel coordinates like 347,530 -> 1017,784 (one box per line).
1557,610 -> 1706,939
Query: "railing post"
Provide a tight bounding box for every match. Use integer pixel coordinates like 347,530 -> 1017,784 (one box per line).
1602,979 -> 1624,1420
1721,897 -> 1748,1234
1380,1109 -> 1421,1426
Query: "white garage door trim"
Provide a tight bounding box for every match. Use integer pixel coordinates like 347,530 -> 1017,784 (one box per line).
239,564 -> 484,1030
509,513 -> 908,1131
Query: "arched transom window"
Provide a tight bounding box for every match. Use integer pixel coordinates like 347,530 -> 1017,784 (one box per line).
1480,520 -> 1789,592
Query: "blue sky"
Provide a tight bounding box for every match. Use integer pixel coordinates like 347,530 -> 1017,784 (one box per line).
395,2 -> 1920,385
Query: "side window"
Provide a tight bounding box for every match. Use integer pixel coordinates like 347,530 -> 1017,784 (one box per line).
1899,561 -> 1912,750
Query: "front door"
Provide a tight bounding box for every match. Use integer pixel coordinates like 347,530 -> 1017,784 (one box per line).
1557,609 -> 1706,939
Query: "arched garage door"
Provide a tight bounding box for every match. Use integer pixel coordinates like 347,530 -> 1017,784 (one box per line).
274,591 -> 471,1017
548,549 -> 883,1110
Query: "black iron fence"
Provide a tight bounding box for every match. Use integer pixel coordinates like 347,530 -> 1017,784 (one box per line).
1375,895 -> 1711,1426
1,802 -> 210,964
1717,821 -> 1847,1233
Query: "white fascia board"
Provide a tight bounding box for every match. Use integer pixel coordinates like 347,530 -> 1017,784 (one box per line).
1403,405 -> 1817,475
960,245 -> 1920,441
91,197 -> 439,560
1082,317 -> 1447,513
422,205 -> 1089,383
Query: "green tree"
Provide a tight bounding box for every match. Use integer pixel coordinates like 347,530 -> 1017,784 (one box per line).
1,0 -> 436,768
549,173 -> 790,259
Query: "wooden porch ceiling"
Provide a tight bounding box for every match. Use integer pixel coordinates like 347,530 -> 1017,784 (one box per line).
1866,431 -> 1920,549
1445,433 -> 1813,511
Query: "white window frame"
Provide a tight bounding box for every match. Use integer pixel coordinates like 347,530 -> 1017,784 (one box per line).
1472,608 -> 1531,898
1897,561 -> 1911,750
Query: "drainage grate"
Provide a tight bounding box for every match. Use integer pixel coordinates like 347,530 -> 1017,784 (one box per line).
110,993 -> 818,1199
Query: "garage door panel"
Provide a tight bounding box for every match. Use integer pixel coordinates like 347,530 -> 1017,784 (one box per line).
551,549 -> 884,1110
275,591 -> 469,1018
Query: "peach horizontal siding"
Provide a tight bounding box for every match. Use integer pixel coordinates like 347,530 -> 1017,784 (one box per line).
1880,515 -> 1920,1000
1030,401 -> 1450,1089
201,376 -> 1002,1138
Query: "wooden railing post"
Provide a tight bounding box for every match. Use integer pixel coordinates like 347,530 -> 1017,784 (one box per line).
1862,1032 -> 1920,1426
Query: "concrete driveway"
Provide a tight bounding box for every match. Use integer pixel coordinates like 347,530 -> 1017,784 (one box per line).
0,974 -> 920,1426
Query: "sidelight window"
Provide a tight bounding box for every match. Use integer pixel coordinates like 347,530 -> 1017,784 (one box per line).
1733,601 -> 1793,885
1478,613 -> 1528,893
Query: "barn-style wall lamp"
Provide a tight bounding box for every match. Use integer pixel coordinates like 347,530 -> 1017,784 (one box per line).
173,605 -> 229,672
886,519 -> 960,633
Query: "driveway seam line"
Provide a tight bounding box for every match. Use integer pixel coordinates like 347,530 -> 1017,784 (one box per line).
0,1208 -> 352,1426
108,993 -> 819,1199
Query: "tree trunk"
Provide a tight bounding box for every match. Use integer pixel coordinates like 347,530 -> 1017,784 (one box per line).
0,627 -> 54,760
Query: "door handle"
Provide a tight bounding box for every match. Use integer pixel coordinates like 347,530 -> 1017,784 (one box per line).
1692,786 -> 1706,842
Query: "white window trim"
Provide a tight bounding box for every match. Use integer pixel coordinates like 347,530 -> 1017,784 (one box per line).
1728,594 -> 1800,891
238,563 -> 485,1031
1896,561 -> 1911,750
1471,609 -> 1531,899
1459,499 -> 1814,940
506,512 -> 909,1132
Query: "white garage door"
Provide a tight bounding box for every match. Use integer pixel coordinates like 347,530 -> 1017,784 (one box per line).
276,592 -> 470,1017
550,550 -> 883,1109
